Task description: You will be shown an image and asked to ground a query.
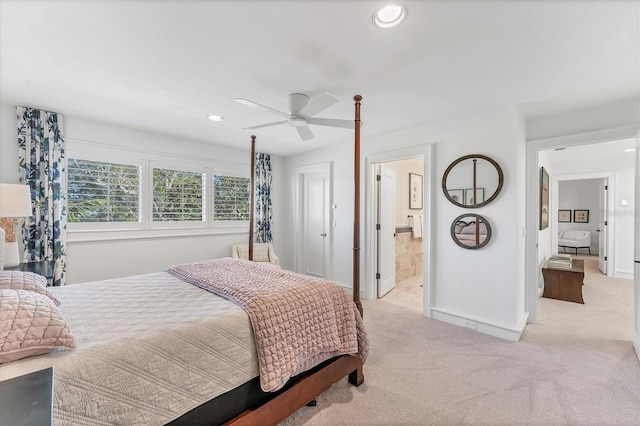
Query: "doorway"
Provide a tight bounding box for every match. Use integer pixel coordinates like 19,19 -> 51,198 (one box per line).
556,176 -> 609,275
526,133 -> 638,361
374,158 -> 424,312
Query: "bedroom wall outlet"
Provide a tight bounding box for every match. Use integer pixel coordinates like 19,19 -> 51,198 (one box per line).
463,320 -> 477,330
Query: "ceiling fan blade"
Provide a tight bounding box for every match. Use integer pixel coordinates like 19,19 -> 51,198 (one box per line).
234,98 -> 290,118
306,117 -> 362,129
296,125 -> 314,141
298,93 -> 339,117
243,120 -> 288,130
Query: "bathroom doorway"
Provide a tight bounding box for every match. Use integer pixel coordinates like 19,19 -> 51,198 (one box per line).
375,157 -> 424,312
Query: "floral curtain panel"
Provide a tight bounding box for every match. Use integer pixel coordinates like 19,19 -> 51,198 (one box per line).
255,153 -> 273,243
17,107 -> 67,286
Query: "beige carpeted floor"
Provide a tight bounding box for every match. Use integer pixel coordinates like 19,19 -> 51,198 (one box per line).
282,256 -> 639,425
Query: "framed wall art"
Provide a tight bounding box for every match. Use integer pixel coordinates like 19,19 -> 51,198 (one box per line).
558,209 -> 571,223
574,209 -> 589,223
539,167 -> 549,230
447,188 -> 464,204
464,188 -> 485,206
409,173 -> 423,209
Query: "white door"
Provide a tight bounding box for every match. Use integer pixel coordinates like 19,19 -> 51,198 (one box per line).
303,174 -> 328,277
377,165 -> 396,297
598,178 -> 608,274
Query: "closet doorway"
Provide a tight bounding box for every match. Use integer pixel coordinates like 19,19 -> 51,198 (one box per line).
374,158 -> 424,312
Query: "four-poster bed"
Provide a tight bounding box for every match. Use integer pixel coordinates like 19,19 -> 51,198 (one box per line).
0,96 -> 366,425
235,95 -> 365,424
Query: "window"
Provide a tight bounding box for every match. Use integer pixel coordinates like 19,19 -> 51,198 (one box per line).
213,175 -> 250,221
153,167 -> 205,222
68,158 -> 140,223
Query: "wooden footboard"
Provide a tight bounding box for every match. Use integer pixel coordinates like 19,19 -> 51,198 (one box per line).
225,355 -> 363,426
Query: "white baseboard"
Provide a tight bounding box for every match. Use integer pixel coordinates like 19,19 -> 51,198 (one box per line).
615,270 -> 634,280
431,308 -> 529,342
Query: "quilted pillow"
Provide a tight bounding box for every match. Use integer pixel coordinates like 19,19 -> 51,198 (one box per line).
0,289 -> 76,363
0,270 -> 60,306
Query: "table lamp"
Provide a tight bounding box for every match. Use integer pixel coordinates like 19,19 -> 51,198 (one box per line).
0,184 -> 32,268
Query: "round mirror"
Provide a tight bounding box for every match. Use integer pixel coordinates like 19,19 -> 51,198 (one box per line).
442,154 -> 504,208
450,214 -> 492,249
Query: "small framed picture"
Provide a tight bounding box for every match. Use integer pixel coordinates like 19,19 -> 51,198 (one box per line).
447,188 -> 464,204
558,210 -> 571,223
574,209 -> 589,223
465,188 -> 484,206
539,167 -> 549,230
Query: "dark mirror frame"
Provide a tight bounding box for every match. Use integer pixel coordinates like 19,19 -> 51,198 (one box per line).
450,213 -> 492,250
442,154 -> 504,208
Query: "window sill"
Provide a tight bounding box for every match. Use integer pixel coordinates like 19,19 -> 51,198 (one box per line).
67,226 -> 248,243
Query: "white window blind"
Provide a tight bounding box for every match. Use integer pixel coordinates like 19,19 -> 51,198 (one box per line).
213,175 -> 250,221
153,168 -> 205,222
67,158 -> 141,223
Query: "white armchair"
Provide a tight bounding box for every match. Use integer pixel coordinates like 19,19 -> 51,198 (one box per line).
231,243 -> 280,268
558,230 -> 591,255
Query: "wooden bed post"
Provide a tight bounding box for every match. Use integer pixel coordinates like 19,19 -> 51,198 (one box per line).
249,135 -> 256,261
353,95 -> 363,317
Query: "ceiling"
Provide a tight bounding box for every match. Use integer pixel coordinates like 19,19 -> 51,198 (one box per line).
1,1 -> 638,157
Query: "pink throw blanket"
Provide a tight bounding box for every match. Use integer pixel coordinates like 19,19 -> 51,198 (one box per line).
166,257 -> 368,392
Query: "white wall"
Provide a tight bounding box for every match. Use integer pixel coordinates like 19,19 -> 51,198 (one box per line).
526,97 -> 640,141
614,169 -> 634,277
558,179 -> 601,252
0,102 -> 283,284
282,105 -> 528,341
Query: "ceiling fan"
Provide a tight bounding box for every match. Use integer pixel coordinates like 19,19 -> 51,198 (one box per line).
234,92 -> 357,141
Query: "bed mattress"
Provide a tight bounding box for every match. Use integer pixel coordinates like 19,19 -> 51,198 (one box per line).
0,272 -> 259,425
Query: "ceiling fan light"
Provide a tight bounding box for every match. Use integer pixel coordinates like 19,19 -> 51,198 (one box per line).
207,114 -> 224,121
289,117 -> 307,127
373,4 -> 407,29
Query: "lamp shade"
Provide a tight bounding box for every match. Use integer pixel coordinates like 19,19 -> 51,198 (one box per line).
0,184 -> 32,217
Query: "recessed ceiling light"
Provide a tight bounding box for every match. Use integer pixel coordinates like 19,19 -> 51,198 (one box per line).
207,114 -> 223,122
623,148 -> 636,152
373,4 -> 407,29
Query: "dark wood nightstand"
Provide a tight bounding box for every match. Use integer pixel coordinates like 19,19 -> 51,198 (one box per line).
0,367 -> 53,426
5,261 -> 56,286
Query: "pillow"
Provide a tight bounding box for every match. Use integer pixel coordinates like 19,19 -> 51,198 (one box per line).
0,289 -> 76,363
0,270 -> 60,306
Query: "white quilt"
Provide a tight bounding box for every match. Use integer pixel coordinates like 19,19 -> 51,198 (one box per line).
0,272 -> 259,425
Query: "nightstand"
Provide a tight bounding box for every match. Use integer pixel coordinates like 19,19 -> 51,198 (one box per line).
0,367 -> 53,426
5,260 -> 56,286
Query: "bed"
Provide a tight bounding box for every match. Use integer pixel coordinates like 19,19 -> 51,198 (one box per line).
0,95 -> 366,425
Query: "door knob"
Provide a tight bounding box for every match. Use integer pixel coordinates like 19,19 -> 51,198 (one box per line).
320,233 -> 327,237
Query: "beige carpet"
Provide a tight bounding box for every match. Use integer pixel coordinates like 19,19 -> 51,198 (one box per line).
282,257 -> 639,425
